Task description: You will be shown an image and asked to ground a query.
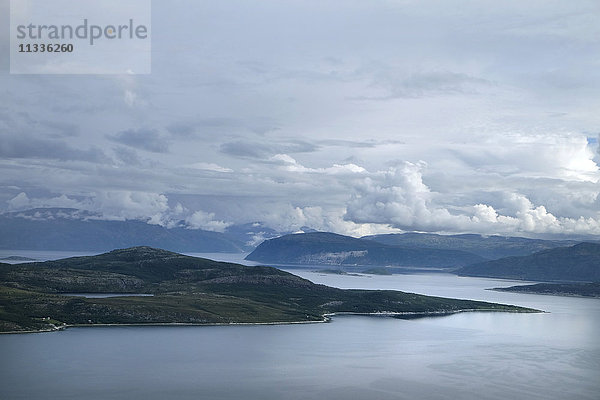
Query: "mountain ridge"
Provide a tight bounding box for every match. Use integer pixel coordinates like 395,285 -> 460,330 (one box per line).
457,242 -> 600,282
246,232 -> 486,268
363,232 -> 579,260
0,208 -> 250,252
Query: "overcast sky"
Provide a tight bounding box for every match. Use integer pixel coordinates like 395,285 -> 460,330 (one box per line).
1,0 -> 600,238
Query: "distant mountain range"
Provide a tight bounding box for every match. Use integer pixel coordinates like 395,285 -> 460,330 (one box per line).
245,232 -> 486,268
246,232 -> 600,282
4,208 -> 598,283
458,242 -> 600,282
0,208 -> 275,253
363,233 -> 578,260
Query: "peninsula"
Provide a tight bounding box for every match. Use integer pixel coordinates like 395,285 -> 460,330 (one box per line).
0,247 -> 538,333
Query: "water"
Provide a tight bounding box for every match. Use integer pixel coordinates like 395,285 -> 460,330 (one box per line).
1,252 -> 599,399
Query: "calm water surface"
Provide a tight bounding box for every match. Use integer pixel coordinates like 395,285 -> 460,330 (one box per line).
1,252 -> 599,399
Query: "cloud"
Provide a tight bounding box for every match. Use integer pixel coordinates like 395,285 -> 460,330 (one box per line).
5,190 -> 234,232
220,140 -> 318,159
344,161 -> 600,236
91,191 -> 171,223
124,90 -> 137,107
370,70 -> 493,99
112,146 -> 142,166
256,203 -> 396,237
2,1 -> 600,240
107,128 -> 170,153
450,133 -> 599,183
6,192 -> 32,210
185,210 -> 232,232
7,192 -> 88,212
6,191 -> 172,223
0,133 -> 109,163
185,162 -> 233,173
271,154 -> 366,174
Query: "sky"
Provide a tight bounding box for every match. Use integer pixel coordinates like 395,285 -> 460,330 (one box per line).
1,0 -> 600,239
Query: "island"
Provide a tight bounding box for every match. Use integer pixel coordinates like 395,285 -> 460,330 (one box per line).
492,282 -> 600,298
0,246 -> 539,333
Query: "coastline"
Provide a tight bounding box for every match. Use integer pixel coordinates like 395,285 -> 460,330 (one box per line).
0,318 -> 331,335
0,307 -> 543,335
489,288 -> 600,299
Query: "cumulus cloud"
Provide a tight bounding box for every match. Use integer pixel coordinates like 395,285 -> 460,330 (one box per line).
185,210 -> 232,232
91,191 -> 171,223
2,1 -> 600,240
257,203 -> 396,237
5,191 -> 234,232
7,192 -> 88,211
7,192 -> 32,210
344,161 -> 600,236
451,133 -> 599,183
271,154 -> 366,174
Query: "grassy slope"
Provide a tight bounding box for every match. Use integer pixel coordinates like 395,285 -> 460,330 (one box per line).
0,247 -> 537,333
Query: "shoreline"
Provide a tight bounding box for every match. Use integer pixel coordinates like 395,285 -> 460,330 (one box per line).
0,307 -> 542,335
489,288 -> 600,299
0,318 -> 331,335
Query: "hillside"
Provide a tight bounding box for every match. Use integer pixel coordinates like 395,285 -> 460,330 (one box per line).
0,247 -> 535,332
363,233 -> 578,260
457,242 -> 600,282
245,232 -> 485,268
0,208 -> 250,252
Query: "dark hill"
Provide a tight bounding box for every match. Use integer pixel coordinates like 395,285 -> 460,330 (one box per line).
245,232 -> 485,268
363,233 -> 578,260
457,242 -> 600,282
0,246 -> 536,332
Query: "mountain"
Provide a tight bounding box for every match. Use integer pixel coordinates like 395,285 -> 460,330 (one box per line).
0,208 -> 250,252
0,246 -> 536,332
457,242 -> 600,282
363,233 -> 578,260
245,232 -> 485,268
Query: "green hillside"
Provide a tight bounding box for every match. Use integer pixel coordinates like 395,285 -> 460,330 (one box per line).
0,247 -> 536,332
458,242 -> 600,282
364,233 -> 578,259
246,232 -> 484,268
